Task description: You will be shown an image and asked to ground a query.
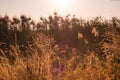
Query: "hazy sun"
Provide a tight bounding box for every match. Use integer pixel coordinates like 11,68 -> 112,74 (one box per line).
53,0 -> 72,9
55,0 -> 69,7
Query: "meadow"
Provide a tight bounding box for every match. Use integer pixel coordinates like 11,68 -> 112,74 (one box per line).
0,13 -> 120,80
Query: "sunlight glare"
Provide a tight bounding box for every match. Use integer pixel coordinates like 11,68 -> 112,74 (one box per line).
53,0 -> 72,10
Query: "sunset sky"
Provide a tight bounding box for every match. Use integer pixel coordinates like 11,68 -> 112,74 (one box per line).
0,0 -> 120,20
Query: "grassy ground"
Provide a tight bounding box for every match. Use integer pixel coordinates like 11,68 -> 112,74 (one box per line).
0,33 -> 120,80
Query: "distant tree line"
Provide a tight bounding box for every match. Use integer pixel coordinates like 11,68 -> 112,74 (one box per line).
0,12 -> 120,54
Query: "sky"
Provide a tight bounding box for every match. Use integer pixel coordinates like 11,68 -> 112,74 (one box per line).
0,0 -> 120,21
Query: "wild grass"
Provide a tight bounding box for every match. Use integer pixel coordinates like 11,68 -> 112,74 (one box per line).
0,33 -> 120,80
